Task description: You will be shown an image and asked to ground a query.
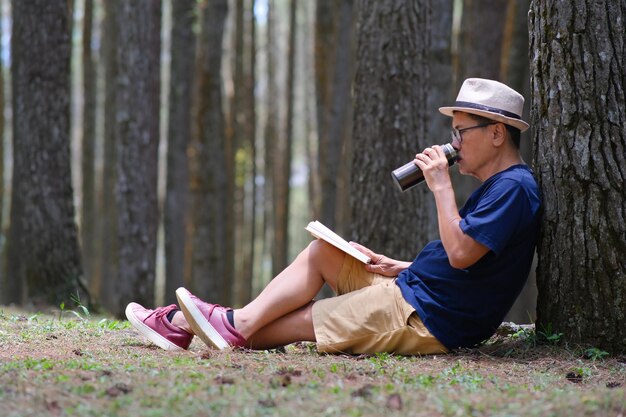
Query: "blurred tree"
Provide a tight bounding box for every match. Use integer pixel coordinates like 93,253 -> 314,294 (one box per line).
6,0 -> 86,306
164,0 -> 197,305
262,0 -> 278,287
530,0 -> 626,353
98,0 -> 119,311
82,0 -> 97,292
113,0 -> 162,317
453,0 -> 510,204
350,0 -> 433,261
314,0 -> 355,234
0,1 -> 4,291
425,0 -> 454,240
232,0 -> 257,306
189,0 -> 232,304
272,0 -> 296,276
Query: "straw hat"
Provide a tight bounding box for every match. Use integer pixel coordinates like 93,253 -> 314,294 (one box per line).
439,78 -> 529,132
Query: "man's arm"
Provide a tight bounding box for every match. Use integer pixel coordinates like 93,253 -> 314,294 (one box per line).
416,146 -> 490,269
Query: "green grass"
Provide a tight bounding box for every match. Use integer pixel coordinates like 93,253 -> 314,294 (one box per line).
0,308 -> 624,417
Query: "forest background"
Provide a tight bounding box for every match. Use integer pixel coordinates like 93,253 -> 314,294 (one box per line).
0,0 -> 623,354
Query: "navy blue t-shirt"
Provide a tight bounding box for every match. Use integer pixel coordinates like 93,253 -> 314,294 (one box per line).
395,164 -> 541,350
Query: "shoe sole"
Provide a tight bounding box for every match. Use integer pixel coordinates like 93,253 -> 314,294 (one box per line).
125,303 -> 184,351
176,288 -> 229,350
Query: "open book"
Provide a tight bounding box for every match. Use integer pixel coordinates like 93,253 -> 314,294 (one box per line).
305,221 -> 371,264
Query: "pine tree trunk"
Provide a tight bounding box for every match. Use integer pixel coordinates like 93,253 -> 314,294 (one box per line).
272,0 -> 296,276
425,0 -> 454,241
82,0 -> 97,290
190,0 -> 231,304
350,0 -> 432,261
314,0 -> 355,233
164,0 -> 196,305
113,0 -> 162,317
262,0 -> 278,288
0,2 -> 5,298
453,0 -> 510,204
98,0 -> 119,311
7,0 -> 85,306
530,0 -> 626,353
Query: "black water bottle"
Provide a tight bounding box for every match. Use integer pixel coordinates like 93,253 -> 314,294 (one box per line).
391,143 -> 458,192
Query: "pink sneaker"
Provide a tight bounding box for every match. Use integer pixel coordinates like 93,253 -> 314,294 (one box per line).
175,287 -> 246,350
125,303 -> 193,351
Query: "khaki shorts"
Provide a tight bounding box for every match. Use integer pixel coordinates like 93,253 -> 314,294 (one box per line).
312,255 -> 448,355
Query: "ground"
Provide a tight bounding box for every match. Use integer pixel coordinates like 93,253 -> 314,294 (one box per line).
0,307 -> 624,417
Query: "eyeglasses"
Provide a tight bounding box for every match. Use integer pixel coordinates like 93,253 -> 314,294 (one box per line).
450,122 -> 496,144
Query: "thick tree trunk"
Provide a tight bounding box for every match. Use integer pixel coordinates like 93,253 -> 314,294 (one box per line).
189,0 -> 231,304
7,0 -> 85,306
113,0 -> 162,317
350,0 -> 432,261
164,0 -> 196,305
530,0 -> 626,353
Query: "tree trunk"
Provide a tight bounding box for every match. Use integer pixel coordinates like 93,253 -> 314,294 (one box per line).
530,0 -> 626,353
262,0 -> 278,288
272,0 -> 296,276
0,1 -> 5,297
189,0 -> 231,304
314,0 -> 355,233
350,0 -> 432,261
113,0 -> 162,317
7,0 -> 85,306
98,0 -> 119,311
82,0 -> 97,290
164,0 -> 196,305
453,0 -> 510,205
425,0 -> 454,241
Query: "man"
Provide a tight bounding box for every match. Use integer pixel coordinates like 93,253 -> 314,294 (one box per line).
126,78 -> 541,354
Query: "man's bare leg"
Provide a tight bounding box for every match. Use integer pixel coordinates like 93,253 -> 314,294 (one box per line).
234,240 -> 345,339
171,240 -> 345,342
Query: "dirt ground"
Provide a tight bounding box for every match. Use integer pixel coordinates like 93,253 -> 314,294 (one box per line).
1,308 -> 625,417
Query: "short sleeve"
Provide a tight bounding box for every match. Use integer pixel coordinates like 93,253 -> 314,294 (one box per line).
459,179 -> 528,255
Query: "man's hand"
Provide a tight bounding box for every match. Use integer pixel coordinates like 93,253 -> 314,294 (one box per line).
414,145 -> 453,192
349,242 -> 411,277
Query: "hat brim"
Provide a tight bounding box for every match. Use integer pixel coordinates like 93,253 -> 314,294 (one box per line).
439,106 -> 529,132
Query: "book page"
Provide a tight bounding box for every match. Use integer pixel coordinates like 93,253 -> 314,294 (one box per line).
305,221 -> 371,264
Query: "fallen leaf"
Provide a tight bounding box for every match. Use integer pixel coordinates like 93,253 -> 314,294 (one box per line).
215,376 -> 235,385
106,383 -> 132,397
386,394 -> 403,411
352,384 -> 374,398
258,399 -> 276,408
565,372 -> 583,383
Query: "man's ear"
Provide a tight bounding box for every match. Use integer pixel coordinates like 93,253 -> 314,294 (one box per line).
492,123 -> 506,147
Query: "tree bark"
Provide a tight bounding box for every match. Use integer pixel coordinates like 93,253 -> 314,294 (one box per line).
314,0 -> 355,233
425,0 -> 454,241
7,0 -> 85,306
98,0 -> 119,311
262,0 -> 278,287
164,0 -> 197,305
350,0 -> 432,261
82,0 -> 97,291
530,0 -> 626,353
113,0 -> 162,317
189,0 -> 231,304
272,0 -> 296,276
